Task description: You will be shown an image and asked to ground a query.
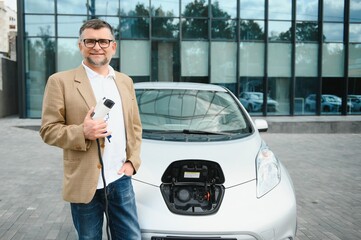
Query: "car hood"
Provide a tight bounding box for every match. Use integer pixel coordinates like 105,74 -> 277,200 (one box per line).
134,133 -> 262,188
267,99 -> 278,105
328,101 -> 341,106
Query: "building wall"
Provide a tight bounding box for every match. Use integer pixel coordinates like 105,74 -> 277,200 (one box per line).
0,0 -> 16,55
0,57 -> 18,117
18,0 -> 361,118
0,0 -> 18,117
0,0 -> 8,54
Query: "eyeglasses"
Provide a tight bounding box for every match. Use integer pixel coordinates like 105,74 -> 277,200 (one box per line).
82,39 -> 114,48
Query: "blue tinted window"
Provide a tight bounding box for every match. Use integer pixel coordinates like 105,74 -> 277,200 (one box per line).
25,15 -> 55,37
25,0 -> 54,13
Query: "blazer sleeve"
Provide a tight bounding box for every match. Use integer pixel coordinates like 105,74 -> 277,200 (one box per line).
39,72 -> 90,151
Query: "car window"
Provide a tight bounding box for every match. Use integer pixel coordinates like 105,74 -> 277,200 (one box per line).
325,96 -> 339,102
136,89 -> 252,141
250,93 -> 261,99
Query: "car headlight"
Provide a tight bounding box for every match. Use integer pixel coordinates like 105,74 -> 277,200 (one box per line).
256,143 -> 281,198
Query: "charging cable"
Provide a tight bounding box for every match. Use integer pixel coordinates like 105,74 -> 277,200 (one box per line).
96,138 -> 111,240
92,98 -> 115,240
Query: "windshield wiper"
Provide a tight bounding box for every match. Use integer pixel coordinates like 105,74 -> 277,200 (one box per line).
182,129 -> 232,135
143,129 -> 235,136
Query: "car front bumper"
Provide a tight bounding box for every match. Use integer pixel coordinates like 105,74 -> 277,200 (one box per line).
133,164 -> 297,240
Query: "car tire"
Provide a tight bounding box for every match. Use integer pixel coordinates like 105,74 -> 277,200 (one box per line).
305,105 -> 310,112
247,105 -> 253,112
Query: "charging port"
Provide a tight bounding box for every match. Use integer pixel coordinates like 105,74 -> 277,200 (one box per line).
160,160 -> 225,215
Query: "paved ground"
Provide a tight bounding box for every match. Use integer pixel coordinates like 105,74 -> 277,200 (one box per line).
260,133 -> 361,240
0,116 -> 361,240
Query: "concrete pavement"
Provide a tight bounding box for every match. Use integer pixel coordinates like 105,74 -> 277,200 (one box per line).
0,117 -> 74,240
261,133 -> 361,240
0,115 -> 360,240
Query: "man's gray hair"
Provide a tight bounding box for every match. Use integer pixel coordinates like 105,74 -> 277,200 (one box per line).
79,19 -> 115,39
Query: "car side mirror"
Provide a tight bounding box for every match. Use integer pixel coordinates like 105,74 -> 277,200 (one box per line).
254,119 -> 268,132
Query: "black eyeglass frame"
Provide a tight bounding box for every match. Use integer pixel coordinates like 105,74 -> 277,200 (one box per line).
82,39 -> 114,48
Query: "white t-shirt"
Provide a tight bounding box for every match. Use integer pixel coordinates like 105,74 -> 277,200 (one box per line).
82,62 -> 126,189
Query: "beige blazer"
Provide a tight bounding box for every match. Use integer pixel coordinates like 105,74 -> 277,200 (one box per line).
40,65 -> 142,203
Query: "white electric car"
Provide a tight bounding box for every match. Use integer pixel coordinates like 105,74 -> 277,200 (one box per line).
133,82 -> 297,240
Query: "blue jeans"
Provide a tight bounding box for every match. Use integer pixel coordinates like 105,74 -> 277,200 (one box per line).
70,175 -> 141,240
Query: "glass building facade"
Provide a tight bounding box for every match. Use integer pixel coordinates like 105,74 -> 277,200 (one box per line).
17,0 -> 361,118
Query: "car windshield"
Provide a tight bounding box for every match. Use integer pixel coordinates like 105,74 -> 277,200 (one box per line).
135,88 -> 252,141
324,96 -> 340,102
250,93 -> 262,99
250,92 -> 272,100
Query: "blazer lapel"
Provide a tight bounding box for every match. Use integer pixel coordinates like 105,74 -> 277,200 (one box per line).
74,65 -> 97,109
74,65 -> 106,147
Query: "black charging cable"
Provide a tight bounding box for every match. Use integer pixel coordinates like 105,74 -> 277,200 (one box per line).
96,138 -> 111,240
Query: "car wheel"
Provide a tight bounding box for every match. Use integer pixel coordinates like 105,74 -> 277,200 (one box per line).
305,104 -> 310,111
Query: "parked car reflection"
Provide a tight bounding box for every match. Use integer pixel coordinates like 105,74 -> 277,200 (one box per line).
348,95 -> 361,112
239,92 -> 279,112
305,94 -> 352,112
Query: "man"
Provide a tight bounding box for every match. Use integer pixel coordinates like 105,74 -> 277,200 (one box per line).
40,19 -> 142,240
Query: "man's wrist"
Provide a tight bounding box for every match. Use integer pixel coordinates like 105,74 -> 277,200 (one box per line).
125,160 -> 136,174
